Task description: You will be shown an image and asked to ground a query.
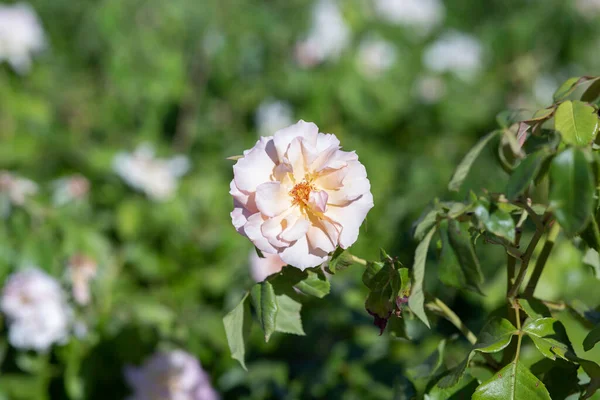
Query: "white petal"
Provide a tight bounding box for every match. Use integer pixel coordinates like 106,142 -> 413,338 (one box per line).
280,235 -> 328,270
255,182 -> 291,217
306,225 -> 336,253
314,167 -> 348,190
244,213 -> 277,253
280,217 -> 310,242
326,178 -> 371,206
308,190 -> 328,213
233,138 -> 276,192
325,191 -> 374,248
273,120 -> 319,162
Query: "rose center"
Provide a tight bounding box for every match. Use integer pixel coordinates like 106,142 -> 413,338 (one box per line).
289,181 -> 314,206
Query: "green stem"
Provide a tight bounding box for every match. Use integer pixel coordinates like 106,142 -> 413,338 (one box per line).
523,221 -> 559,297
350,255 -> 367,266
507,212 -> 552,299
507,211 -> 528,294
431,297 -> 477,345
513,302 -> 523,362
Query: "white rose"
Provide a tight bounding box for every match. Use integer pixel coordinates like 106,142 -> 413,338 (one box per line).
230,120 -> 374,270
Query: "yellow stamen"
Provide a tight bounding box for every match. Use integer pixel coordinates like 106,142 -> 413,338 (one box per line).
289,181 -> 315,206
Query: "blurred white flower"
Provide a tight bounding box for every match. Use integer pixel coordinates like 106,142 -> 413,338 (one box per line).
295,0 -> 350,68
68,254 -> 97,306
255,100 -> 294,137
113,144 -> 190,201
52,174 -> 90,206
0,171 -> 38,206
414,75 -> 447,104
249,251 -> 287,282
356,36 -> 397,78
576,0 -> 600,15
1,268 -> 71,351
125,349 -> 219,400
423,31 -> 483,81
0,3 -> 45,73
231,120 -> 373,270
373,0 -> 445,34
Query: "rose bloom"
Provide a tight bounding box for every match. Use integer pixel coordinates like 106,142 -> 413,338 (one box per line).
125,350 -> 219,400
423,31 -> 483,82
113,143 -> 190,201
52,174 -> 90,206
255,99 -> 294,138
0,2 -> 45,73
294,0 -> 350,68
0,170 -> 38,206
355,35 -> 397,78
373,0 -> 445,34
1,268 -> 71,351
230,120 -> 374,270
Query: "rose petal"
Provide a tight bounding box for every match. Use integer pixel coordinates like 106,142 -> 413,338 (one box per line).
280,235 -> 329,270
273,120 -> 319,162
255,182 -> 291,217
234,138 -> 277,192
244,213 -> 277,253
308,190 -> 328,213
325,191 -> 374,248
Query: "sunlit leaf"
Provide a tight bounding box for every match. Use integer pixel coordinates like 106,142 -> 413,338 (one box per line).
438,318 -> 517,388
554,100 -> 598,146
521,318 -> 570,361
472,362 -> 550,400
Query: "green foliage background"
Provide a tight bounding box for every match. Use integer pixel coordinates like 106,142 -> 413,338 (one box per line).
2,0 -> 600,398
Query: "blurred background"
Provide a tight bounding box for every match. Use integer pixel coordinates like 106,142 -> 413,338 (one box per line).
1,0 -> 600,398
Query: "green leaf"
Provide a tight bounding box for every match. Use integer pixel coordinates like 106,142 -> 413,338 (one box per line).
274,294 -> 305,336
506,150 -> 551,200
472,362 -> 551,400
427,374 -> 478,400
579,358 -> 600,399
438,221 -> 464,290
269,265 -> 330,298
473,200 -> 516,242
553,76 -> 583,101
521,318 -> 570,360
251,281 -> 278,342
408,227 -> 436,328
554,100 -> 599,146
549,147 -> 594,237
294,270 -> 330,298
582,78 -> 600,102
223,293 -> 252,370
388,316 -> 409,339
326,247 -> 353,274
448,131 -> 500,191
363,254 -> 409,334
584,325 -> 600,351
541,360 -> 580,400
447,220 -> 484,293
414,209 -> 438,240
438,318 -> 517,388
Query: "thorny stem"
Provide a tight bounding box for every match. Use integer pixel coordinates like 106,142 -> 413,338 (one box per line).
507,212 -> 553,300
524,221 -> 559,297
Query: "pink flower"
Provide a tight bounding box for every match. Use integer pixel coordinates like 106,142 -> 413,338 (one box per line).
249,251 -> 287,282
230,120 -> 374,270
